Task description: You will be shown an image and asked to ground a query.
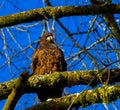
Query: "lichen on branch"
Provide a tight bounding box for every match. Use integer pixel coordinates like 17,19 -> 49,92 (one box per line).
0,4 -> 120,28
0,69 -> 120,100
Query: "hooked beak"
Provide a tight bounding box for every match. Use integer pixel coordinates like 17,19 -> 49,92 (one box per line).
46,35 -> 55,43
46,35 -> 53,41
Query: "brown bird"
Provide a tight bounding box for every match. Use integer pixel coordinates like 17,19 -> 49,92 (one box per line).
31,32 -> 67,101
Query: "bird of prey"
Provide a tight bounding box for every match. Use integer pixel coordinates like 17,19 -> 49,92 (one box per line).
31,32 -> 67,101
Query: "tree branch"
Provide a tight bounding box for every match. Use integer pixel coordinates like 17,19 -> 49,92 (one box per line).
3,71 -> 29,110
90,0 -> 120,44
0,4 -> 120,28
27,84 -> 120,110
0,69 -> 120,100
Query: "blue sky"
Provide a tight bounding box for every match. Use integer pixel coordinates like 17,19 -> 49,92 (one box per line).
0,0 -> 120,109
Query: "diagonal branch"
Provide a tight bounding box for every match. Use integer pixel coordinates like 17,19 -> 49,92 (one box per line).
90,0 -> 120,43
27,84 -> 120,110
3,71 -> 29,110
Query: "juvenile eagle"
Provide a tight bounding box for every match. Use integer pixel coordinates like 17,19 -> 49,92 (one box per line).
31,32 -> 67,101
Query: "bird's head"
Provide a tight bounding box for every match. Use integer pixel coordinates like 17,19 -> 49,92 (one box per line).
40,32 -> 55,46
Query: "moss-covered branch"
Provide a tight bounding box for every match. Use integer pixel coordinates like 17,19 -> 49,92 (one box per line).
0,69 -> 120,100
27,84 -> 120,110
0,4 -> 120,28
3,71 -> 29,110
